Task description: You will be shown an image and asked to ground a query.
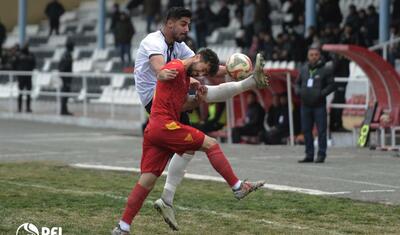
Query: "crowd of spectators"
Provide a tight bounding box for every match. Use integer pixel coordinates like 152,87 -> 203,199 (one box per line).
240,0 -> 400,63
124,0 -> 400,64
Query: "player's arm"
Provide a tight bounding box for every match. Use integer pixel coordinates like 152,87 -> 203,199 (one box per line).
181,84 -> 208,112
181,95 -> 200,112
149,54 -> 177,81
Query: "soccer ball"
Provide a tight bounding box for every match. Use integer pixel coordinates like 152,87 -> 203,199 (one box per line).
226,53 -> 253,81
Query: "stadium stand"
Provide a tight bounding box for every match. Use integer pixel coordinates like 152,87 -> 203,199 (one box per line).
0,0 -> 399,147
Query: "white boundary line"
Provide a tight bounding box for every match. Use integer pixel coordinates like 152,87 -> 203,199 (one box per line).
71,163 -> 351,196
1,180 -> 325,232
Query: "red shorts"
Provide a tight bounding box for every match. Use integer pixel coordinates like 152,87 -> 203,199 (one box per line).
140,120 -> 205,176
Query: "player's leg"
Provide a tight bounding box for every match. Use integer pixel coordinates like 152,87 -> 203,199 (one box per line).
113,141 -> 171,234
155,113 -> 193,231
161,153 -> 193,206
114,173 -> 158,235
204,53 -> 268,103
199,134 -> 265,200
153,153 -> 191,231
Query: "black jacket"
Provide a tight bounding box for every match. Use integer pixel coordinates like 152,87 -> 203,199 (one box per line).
114,19 -> 135,44
0,22 -> 6,45
58,51 -> 72,72
266,105 -> 280,127
45,1 -> 65,20
244,102 -> 265,129
296,60 -> 335,107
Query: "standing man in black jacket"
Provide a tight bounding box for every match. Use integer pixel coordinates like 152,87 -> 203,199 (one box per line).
0,19 -> 6,57
16,44 -> 36,113
114,11 -> 135,64
296,47 -> 335,163
45,0 -> 65,36
58,41 -> 74,115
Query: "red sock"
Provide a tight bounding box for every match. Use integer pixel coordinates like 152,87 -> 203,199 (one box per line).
205,144 -> 239,187
121,183 -> 150,225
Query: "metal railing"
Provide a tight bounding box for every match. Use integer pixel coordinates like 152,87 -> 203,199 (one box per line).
329,76 -> 371,110
369,36 -> 400,61
0,70 -> 143,122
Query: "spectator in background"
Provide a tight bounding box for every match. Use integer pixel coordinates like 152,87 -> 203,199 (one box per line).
366,5 -> 379,43
340,24 -> 364,46
358,9 -> 372,46
296,47 -> 335,163
194,0 -> 214,48
388,24 -> 400,66
168,0 -> 185,8
1,44 -> 19,71
305,26 -> 319,48
209,0 -> 230,33
16,44 -> 36,113
320,24 -> 338,45
58,41 -> 74,116
344,4 -> 360,32
0,19 -> 6,57
293,14 -> 305,36
110,3 -> 121,46
126,0 -> 144,12
260,94 -> 279,143
242,0 -> 255,48
144,0 -> 161,33
258,31 -> 275,60
318,0 -> 342,28
288,30 -> 307,61
45,0 -> 65,36
263,93 -> 290,145
232,91 -> 265,143
254,0 -> 271,35
114,11 -> 135,64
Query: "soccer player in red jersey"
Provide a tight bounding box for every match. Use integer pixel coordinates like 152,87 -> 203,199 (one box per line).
112,48 -> 265,235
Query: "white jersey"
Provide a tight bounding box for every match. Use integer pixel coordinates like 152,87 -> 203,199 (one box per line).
134,30 -> 195,107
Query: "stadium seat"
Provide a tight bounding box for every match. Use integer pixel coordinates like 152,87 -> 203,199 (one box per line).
92,48 -> 110,61
111,75 -> 125,88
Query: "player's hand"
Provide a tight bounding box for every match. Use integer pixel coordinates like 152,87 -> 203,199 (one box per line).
157,69 -> 178,80
195,85 -> 208,102
189,78 -> 201,90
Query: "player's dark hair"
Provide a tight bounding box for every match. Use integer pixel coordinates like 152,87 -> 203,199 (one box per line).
165,7 -> 192,22
198,48 -> 219,77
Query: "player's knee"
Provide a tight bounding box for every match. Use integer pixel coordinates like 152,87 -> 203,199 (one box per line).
202,135 -> 218,150
138,172 -> 158,190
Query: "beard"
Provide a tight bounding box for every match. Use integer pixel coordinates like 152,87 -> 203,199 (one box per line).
186,64 -> 194,77
172,30 -> 187,43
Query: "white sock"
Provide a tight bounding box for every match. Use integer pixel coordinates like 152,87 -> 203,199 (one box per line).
232,180 -> 242,190
204,76 -> 256,103
119,220 -> 130,231
161,153 -> 194,205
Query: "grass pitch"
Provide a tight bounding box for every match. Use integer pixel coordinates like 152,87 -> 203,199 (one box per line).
0,162 -> 399,235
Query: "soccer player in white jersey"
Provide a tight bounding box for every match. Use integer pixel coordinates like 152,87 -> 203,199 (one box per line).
115,7 -> 269,233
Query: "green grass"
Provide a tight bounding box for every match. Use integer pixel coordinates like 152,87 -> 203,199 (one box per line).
1,162 -> 399,235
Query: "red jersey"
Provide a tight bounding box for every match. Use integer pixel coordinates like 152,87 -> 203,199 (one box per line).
149,60 -> 190,122
141,59 -> 205,177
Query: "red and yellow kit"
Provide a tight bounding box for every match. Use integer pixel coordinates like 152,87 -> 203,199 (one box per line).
141,60 -> 205,176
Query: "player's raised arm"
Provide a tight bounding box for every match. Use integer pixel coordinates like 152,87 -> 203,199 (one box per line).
150,54 -> 178,81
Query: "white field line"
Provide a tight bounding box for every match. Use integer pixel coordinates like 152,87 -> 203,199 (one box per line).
71,163 -> 351,196
360,189 -> 396,193
1,179 -> 347,234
